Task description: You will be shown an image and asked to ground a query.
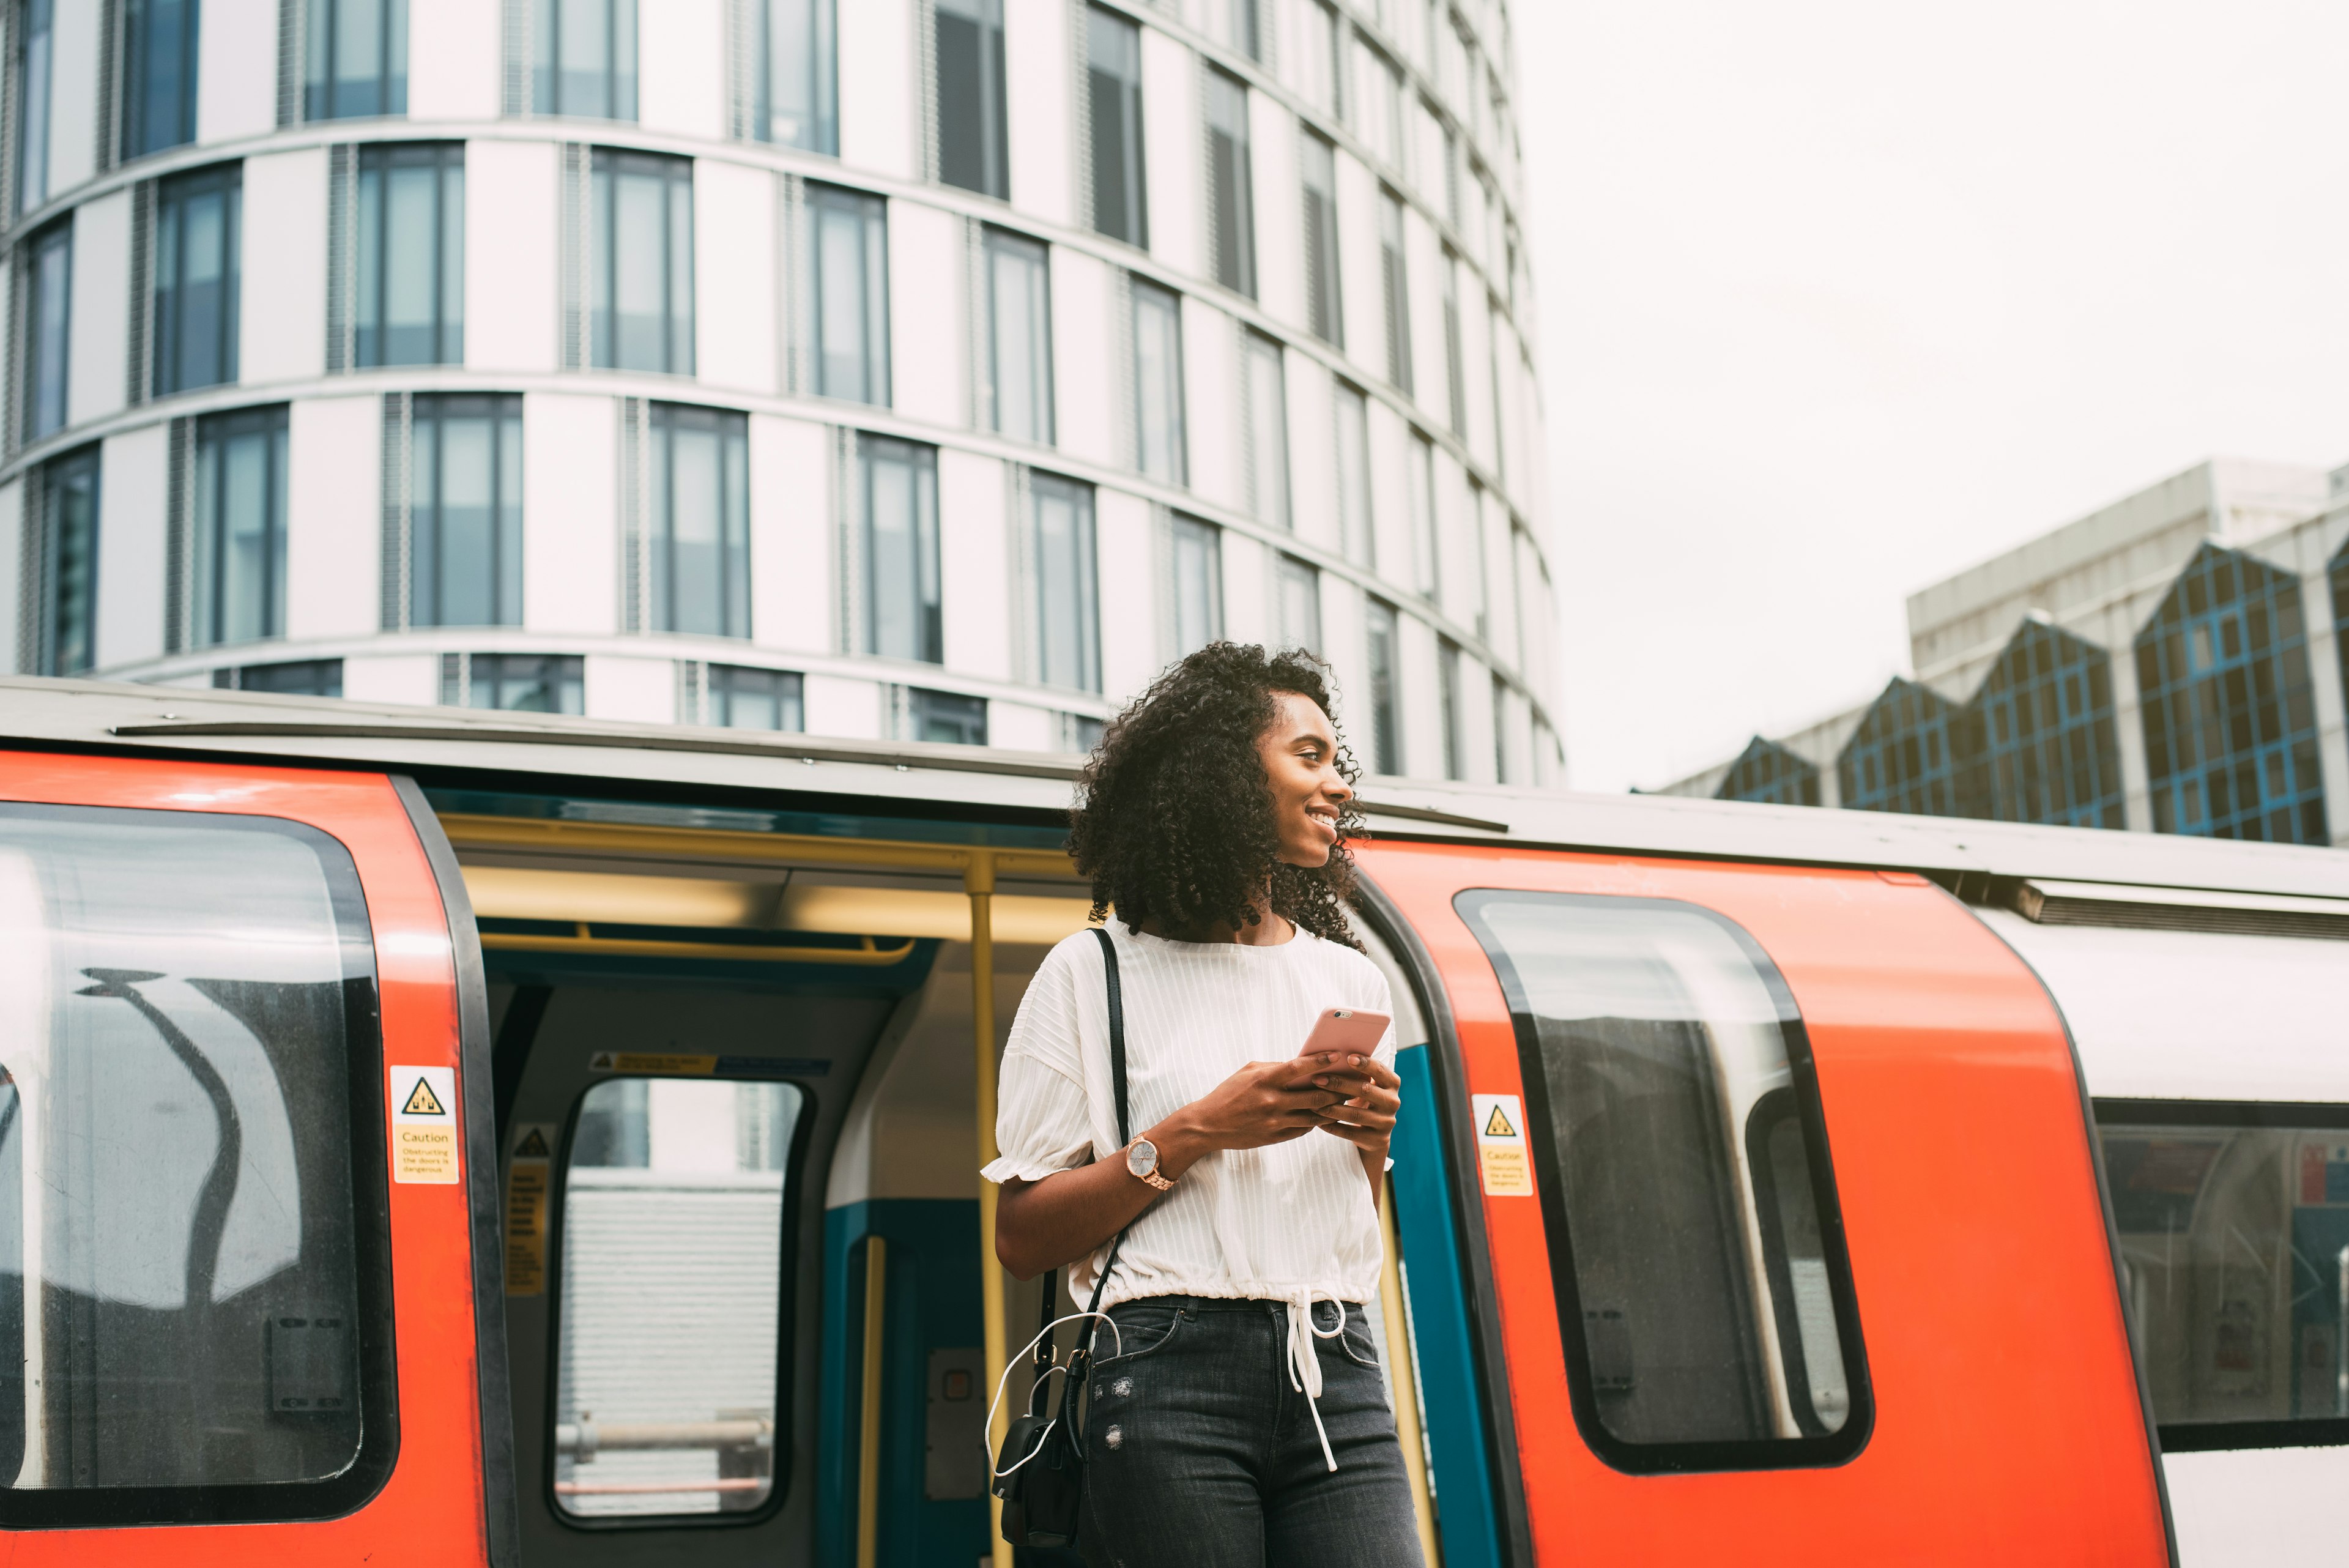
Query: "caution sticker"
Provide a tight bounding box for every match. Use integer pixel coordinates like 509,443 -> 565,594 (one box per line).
588,1050 -> 716,1076
1472,1093 -> 1535,1197
505,1124 -> 555,1296
390,1065 -> 461,1184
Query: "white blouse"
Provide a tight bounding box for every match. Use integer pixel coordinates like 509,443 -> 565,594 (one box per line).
982,921 -> 1398,1312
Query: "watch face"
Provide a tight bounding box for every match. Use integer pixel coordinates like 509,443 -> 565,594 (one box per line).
1127,1139 -> 1159,1178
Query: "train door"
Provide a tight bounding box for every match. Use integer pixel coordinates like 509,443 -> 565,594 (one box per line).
0,750 -> 506,1562
1355,839 -> 2170,1564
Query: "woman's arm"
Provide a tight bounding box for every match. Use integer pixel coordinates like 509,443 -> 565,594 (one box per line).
993,1055 -> 1375,1280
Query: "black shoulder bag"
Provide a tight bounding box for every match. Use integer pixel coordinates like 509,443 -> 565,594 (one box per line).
992,926 -> 1132,1548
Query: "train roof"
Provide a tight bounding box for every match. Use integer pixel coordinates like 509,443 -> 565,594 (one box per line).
3,674 -> 2345,902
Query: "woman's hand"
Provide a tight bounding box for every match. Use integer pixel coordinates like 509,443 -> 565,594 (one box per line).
1304,1053 -> 1401,1156
1149,1058 -> 1356,1177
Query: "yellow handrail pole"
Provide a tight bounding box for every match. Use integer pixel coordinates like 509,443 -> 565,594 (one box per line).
856,1236 -> 888,1568
1380,1180 -> 1442,1567
968,853 -> 1014,1568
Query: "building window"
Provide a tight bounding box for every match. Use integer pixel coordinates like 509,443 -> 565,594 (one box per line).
193,404 -> 289,648
22,219 -> 70,442
1243,329 -> 1288,529
1031,472 -> 1099,692
154,163 -> 242,397
1407,431 -> 1439,601
592,149 -> 692,374
1365,596 -> 1400,775
1836,676 -> 1980,818
1441,246 -> 1466,434
1715,735 -> 1819,806
710,663 -> 802,729
1227,0 -> 1260,61
1132,278 -> 1185,484
933,0 -> 1006,199
357,142 -> 463,368
860,434 -> 941,663
1491,673 -> 1511,784
1275,554 -> 1320,655
1086,5 -> 1146,247
1436,635 -> 1464,780
645,403 -> 749,637
15,0 -> 54,212
34,444 -> 98,676
410,393 -> 522,628
982,228 -> 1052,444
1170,512 -> 1222,657
445,652 -> 585,712
532,0 -> 637,120
755,0 -> 836,152
1301,132 -> 1341,347
215,658 -> 344,696
2334,539 -> 2349,734
122,0 -> 199,158
1297,0 -> 1340,118
1378,191 -> 1412,393
910,686 -> 987,745
1204,69 -> 1255,299
1334,380 -> 1371,567
1440,119 -> 1460,228
305,0 -> 408,120
1975,620 -> 2124,830
2136,541 -> 2327,844
808,182 -> 888,404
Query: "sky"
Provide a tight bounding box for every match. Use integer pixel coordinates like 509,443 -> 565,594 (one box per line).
1515,0 -> 2349,794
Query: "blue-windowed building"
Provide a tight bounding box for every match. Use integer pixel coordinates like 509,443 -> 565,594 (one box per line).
1976,619 -> 2125,830
1836,677 -> 1983,819
1715,735 -> 1820,806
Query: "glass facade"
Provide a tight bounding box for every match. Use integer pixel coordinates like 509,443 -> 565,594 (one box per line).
1086,6 -> 1146,247
1031,473 -> 1099,692
1836,677 -> 1980,819
193,406 -> 290,648
1301,132 -> 1341,347
593,149 -> 692,374
757,0 -> 836,152
357,143 -> 463,368
1204,69 -> 1255,298
449,652 -> 585,712
1379,189 -> 1412,394
218,658 -> 344,696
23,219 -> 69,441
983,228 -> 1052,443
1975,620 -> 2124,829
1243,330 -> 1287,529
910,686 -> 986,745
1365,596 -> 1401,775
2136,543 -> 2326,844
533,0 -> 637,119
808,182 -> 888,404
1716,736 -> 1820,808
1275,554 -> 1319,655
1169,513 -> 1222,657
861,436 -> 941,663
306,0 -> 408,121
1131,277 -> 1185,484
35,445 -> 98,677
1437,635 -> 1463,779
409,393 -> 522,628
709,664 -> 802,730
1334,381 -> 1372,566
122,0 -> 199,158
933,0 -> 1007,199
154,163 -> 242,396
15,0 -> 53,212
648,403 -> 750,638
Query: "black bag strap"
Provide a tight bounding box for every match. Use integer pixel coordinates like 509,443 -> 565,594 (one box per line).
1059,927 -> 1132,1425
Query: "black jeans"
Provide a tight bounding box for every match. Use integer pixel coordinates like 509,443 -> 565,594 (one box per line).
1077,1296 -> 1426,1568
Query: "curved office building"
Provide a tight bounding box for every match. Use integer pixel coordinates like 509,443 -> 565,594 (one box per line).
0,0 -> 1556,782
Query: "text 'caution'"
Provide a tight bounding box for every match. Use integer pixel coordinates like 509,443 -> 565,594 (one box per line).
390,1065 -> 460,1184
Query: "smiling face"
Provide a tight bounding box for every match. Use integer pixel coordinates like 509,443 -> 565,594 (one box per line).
1259,689 -> 1353,868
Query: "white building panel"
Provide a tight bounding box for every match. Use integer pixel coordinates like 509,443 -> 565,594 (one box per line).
44,0 -> 99,195
938,448 -> 1011,680
1220,530 -> 1269,647
1094,488 -> 1154,700
407,0 -> 500,119
888,202 -> 965,428
240,149 -> 328,385
585,653 -> 676,723
1319,574 -> 1367,724
1460,278 -> 1496,475
748,414 -> 831,655
695,160 -> 777,393
804,672 -> 883,739
639,0 -> 724,141
989,699 -> 1052,751
1283,359 -> 1337,553
284,396 -> 380,640
195,0 -> 277,146
1138,27 -> 1200,275
67,190 -> 130,427
1431,443 -> 1472,626
1334,148 -> 1381,384
1248,94 -> 1304,333
467,140 -> 560,373
0,481 -> 19,671
1411,99 -> 1445,217
1181,297 -> 1239,512
1048,249 -> 1115,468
93,424 -> 168,669
1365,397 -> 1411,580
1004,0 -> 1074,227
524,393 -> 618,634
839,0 -> 916,181
343,653 -> 439,706
1395,607 -> 1444,778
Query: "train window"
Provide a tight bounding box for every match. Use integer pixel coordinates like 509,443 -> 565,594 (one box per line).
553,1076 -> 805,1520
2095,1100 -> 2349,1451
1457,890 -> 1870,1472
0,801 -> 390,1525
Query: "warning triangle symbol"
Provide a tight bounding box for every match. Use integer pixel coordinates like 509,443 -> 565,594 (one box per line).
403,1077 -> 448,1117
514,1128 -> 550,1159
1483,1105 -> 1517,1139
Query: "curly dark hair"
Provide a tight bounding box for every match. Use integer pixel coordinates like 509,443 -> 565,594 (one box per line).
1069,642 -> 1367,946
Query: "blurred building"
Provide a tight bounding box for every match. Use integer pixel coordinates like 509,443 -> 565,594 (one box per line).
0,0 -> 1557,783
1661,458 -> 2349,847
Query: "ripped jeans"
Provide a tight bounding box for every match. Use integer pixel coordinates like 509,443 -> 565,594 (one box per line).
1077,1296 -> 1426,1568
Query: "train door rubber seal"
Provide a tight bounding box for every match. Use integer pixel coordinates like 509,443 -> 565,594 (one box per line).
393,776 -> 523,1568
1353,872 -> 1536,1568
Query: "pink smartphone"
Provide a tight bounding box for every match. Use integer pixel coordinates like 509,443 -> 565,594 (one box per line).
1296,1006 -> 1390,1063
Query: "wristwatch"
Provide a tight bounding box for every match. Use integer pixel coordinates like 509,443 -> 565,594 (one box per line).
1126,1138 -> 1175,1192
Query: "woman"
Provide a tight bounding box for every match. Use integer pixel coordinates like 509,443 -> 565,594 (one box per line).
985,643 -> 1423,1567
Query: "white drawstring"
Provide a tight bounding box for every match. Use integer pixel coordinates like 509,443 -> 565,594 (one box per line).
985,1310 -> 1124,1484
1285,1291 -> 1345,1473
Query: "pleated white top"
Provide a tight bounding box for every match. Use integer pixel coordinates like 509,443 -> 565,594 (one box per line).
983,921 -> 1397,1309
